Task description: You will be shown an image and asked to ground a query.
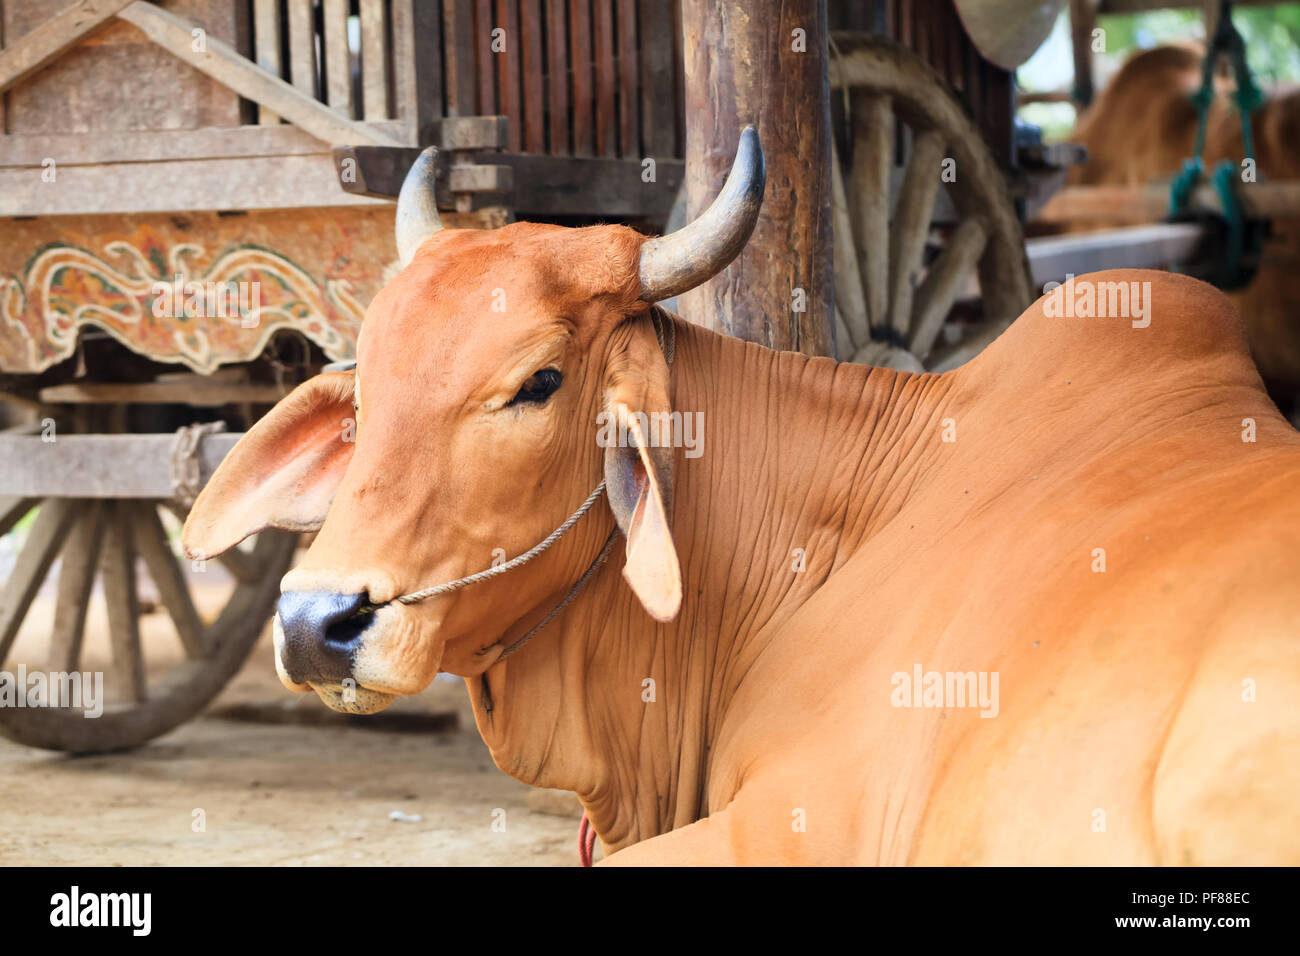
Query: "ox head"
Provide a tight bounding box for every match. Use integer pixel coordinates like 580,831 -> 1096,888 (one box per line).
182,129 -> 764,714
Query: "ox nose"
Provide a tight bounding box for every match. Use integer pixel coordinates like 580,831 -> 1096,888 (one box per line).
276,590 -> 374,685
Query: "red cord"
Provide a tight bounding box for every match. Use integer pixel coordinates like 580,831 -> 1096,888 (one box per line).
578,814 -> 597,867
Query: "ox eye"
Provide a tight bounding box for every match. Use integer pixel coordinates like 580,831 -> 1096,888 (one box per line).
508,367 -> 562,406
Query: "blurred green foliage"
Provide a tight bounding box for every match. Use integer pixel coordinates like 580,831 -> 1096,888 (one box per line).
1097,3 -> 1300,86
1017,3 -> 1300,141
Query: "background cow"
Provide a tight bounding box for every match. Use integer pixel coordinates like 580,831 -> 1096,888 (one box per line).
1069,43 -> 1300,411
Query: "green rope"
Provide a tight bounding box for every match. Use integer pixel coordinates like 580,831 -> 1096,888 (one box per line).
1168,0 -> 1264,290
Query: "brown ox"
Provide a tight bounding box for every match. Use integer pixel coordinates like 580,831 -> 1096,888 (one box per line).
1070,43 -> 1300,405
184,133 -> 1300,864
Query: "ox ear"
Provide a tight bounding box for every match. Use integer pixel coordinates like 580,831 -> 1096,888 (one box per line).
602,315 -> 682,622
181,371 -> 356,560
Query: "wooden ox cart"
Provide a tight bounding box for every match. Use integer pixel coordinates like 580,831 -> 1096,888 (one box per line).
0,0 -> 1079,752
0,0 -> 694,752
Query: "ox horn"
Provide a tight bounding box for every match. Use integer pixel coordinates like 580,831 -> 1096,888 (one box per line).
638,126 -> 766,302
395,145 -> 443,268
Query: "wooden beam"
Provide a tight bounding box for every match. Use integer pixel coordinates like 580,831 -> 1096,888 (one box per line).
1035,182 -> 1300,226
485,153 -> 684,219
332,145 -> 426,199
116,2 -> 401,146
38,382 -> 293,406
0,433 -> 244,499
435,115 -> 509,150
0,122 -> 406,166
0,153 -> 389,216
678,0 -> 834,355
0,0 -> 136,95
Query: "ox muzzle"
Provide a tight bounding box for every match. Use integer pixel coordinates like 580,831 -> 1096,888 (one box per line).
274,590 -> 394,713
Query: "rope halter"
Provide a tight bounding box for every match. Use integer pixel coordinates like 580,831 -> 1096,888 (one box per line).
354,308 -> 676,663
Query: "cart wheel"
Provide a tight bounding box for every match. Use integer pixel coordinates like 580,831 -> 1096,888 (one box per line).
0,495 -> 295,752
828,32 -> 1033,372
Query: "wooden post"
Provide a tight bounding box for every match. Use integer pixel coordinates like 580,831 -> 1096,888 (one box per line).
1070,0 -> 1097,107
677,0 -> 834,356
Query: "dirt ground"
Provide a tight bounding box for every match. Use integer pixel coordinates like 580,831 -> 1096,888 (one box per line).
0,570 -> 586,866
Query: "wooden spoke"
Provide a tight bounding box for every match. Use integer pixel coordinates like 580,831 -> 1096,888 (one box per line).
47,500 -> 107,673
848,90 -> 893,337
0,498 -> 80,665
833,306 -> 856,364
909,218 -> 989,360
887,128 -> 946,340
214,544 -> 263,583
132,501 -> 208,659
830,136 -> 866,358
160,498 -> 261,583
929,320 -> 1010,375
100,502 -> 146,703
0,496 -> 37,537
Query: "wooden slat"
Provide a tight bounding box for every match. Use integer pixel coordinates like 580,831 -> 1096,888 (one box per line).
360,0 -> 389,121
0,3 -> 7,131
100,502 -> 145,703
0,154 -> 390,216
473,0 -> 495,114
568,0 -> 593,156
592,0 -> 615,158
391,0 -> 442,146
287,0 -> 316,96
496,0 -> 522,152
323,0 -> 352,117
47,500 -> 107,673
0,0 -> 136,95
132,502 -> 206,659
443,0 -> 476,116
0,122 -> 405,166
615,0 -> 638,157
520,0 -> 545,153
545,0 -> 569,154
117,2 -> 401,146
637,0 -> 675,158
0,499 -> 80,665
253,0 -> 283,124
39,381 -> 292,407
